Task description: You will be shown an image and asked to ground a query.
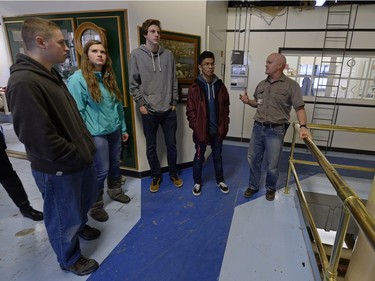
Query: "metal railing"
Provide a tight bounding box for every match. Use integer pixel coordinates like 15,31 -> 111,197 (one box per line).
284,123 -> 375,281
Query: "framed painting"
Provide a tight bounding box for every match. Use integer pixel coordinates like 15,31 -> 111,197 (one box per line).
138,27 -> 200,102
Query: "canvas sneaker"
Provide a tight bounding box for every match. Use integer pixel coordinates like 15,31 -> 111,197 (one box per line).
192,183 -> 202,196
150,177 -> 161,193
217,182 -> 229,194
170,174 -> 183,188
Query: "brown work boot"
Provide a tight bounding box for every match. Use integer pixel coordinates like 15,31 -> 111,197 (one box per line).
150,177 -> 161,193
77,225 -> 101,240
266,189 -> 276,201
60,255 -> 99,276
170,173 -> 183,188
89,192 -> 108,222
244,187 -> 258,198
107,178 -> 130,203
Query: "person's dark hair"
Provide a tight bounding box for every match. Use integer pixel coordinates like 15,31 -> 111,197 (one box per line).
80,40 -> 121,103
198,51 -> 215,65
141,19 -> 161,36
21,17 -> 60,51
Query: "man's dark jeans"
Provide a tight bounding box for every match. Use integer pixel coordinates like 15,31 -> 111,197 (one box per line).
142,109 -> 178,178
193,132 -> 224,185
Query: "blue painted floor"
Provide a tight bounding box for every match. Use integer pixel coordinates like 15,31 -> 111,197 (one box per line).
1,123 -> 374,281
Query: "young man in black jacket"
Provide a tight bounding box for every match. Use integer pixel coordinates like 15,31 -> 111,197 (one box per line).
6,17 -> 99,276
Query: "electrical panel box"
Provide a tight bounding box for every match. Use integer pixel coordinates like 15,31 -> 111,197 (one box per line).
231,50 -> 245,64
230,50 -> 249,90
230,76 -> 248,89
231,65 -> 248,76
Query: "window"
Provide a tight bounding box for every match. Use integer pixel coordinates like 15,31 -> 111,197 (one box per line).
281,49 -> 375,100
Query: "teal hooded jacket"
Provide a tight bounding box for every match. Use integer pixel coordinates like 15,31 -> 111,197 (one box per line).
67,70 -> 127,136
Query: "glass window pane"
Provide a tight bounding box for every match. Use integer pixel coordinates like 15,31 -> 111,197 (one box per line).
284,56 -> 298,76
368,59 -> 375,80
280,49 -> 375,100
337,79 -> 348,98
346,57 -> 370,79
299,56 -> 315,76
346,79 -> 365,98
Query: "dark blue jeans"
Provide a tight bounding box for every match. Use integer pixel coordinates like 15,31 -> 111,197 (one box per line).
93,129 -> 122,191
141,110 -> 178,178
193,132 -> 224,184
32,165 -> 98,267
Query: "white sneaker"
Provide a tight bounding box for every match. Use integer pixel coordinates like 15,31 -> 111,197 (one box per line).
192,183 -> 201,196
217,182 -> 229,194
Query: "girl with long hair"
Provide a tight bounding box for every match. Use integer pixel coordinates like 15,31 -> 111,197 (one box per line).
68,40 -> 130,222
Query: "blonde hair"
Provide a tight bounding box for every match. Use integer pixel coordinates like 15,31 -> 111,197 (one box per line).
80,40 -> 122,103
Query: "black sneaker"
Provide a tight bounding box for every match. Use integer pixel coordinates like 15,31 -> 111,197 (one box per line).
217,182 -> 229,194
244,187 -> 258,198
192,183 -> 201,196
266,189 -> 276,201
60,255 -> 99,276
78,225 -> 101,240
150,177 -> 161,193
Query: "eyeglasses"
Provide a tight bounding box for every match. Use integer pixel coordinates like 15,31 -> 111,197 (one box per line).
201,63 -> 216,68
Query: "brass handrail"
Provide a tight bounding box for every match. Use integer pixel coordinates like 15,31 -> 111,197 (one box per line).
307,123 -> 375,134
284,122 -> 375,281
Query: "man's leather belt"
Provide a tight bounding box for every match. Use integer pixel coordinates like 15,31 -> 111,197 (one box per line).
255,120 -> 284,128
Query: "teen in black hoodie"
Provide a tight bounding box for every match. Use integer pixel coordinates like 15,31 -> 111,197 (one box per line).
6,17 -> 100,276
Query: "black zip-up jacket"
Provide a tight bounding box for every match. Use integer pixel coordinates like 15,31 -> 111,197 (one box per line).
186,76 -> 230,144
0,130 -> 6,151
6,54 -> 95,174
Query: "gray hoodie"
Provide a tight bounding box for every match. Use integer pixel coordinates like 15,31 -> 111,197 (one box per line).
129,45 -> 178,113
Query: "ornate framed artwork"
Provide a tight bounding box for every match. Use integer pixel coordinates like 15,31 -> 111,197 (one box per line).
139,28 -> 200,102
74,22 -> 107,56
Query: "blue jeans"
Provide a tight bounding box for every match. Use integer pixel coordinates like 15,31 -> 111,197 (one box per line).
142,110 -> 178,178
247,121 -> 286,192
93,129 -> 122,191
32,165 -> 98,267
193,132 -> 224,184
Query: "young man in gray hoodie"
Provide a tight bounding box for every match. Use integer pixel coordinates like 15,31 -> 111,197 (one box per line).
129,19 -> 183,193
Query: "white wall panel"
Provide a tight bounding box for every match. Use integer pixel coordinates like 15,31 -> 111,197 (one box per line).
286,6 -> 327,29
332,106 -> 375,151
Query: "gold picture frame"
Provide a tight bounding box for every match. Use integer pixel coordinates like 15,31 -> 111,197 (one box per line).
74,22 -> 107,56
